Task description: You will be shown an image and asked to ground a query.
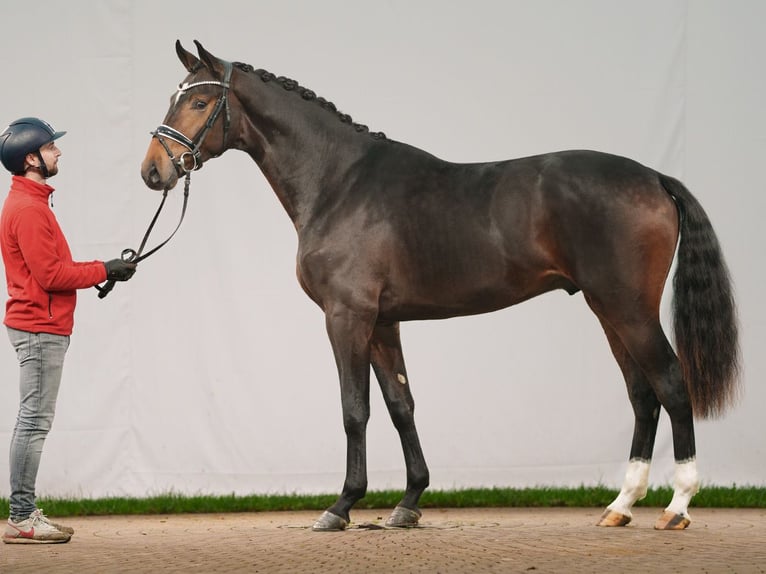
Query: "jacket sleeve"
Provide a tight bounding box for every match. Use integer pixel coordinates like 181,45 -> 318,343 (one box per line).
13,206 -> 107,290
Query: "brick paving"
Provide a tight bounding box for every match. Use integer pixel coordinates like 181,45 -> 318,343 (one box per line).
2,507 -> 765,573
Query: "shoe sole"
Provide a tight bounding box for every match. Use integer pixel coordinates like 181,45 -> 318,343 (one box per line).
3,535 -> 71,544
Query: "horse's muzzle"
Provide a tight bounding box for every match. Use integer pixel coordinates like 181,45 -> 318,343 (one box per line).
141,154 -> 178,191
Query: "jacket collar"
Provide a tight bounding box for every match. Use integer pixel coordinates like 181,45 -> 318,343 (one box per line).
10,175 -> 55,202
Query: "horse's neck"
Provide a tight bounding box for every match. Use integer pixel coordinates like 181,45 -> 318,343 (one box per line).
238,82 -> 370,230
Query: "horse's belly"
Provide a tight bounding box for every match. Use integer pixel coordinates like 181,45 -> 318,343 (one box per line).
377,269 -> 572,322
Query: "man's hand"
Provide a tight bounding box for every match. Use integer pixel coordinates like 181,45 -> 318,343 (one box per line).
104,259 -> 137,281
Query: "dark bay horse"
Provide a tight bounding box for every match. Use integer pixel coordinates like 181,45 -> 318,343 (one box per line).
141,41 -> 740,531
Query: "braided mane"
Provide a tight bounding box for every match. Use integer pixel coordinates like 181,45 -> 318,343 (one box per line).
233,62 -> 387,141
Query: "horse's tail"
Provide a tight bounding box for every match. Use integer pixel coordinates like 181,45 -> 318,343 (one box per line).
660,174 -> 741,419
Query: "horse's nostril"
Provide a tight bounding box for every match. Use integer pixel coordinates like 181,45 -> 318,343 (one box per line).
142,163 -> 160,187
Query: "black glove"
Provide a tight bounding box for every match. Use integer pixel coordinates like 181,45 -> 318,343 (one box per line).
104,259 -> 137,281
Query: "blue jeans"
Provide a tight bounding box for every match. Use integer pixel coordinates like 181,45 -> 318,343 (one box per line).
6,327 -> 69,521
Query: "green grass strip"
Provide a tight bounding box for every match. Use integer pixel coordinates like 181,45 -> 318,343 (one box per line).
1,486 -> 764,517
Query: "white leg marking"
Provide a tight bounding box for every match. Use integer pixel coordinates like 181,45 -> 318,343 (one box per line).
664,459 -> 700,518
607,459 -> 651,517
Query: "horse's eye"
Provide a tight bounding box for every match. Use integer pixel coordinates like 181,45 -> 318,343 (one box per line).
193,100 -> 207,110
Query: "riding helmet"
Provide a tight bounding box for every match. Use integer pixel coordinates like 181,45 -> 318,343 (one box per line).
0,117 -> 66,174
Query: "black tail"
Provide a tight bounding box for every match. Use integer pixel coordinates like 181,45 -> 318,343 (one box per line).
661,174 -> 741,418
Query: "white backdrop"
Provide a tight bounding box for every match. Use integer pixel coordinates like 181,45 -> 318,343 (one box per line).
0,1 -> 763,499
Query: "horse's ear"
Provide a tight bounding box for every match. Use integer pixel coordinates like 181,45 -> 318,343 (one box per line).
176,40 -> 200,73
194,40 -> 227,79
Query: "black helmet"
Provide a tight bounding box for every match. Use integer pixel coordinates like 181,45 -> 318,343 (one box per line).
0,117 -> 66,175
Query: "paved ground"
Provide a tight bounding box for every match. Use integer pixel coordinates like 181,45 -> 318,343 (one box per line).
1,507 -> 765,573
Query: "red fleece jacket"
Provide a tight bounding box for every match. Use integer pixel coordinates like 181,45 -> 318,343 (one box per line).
1,176 -> 107,335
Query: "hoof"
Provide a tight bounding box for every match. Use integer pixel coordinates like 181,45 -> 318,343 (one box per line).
654,510 -> 690,530
312,511 -> 348,531
596,509 -> 632,527
385,505 -> 422,528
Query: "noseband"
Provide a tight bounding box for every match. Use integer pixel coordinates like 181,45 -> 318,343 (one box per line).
152,59 -> 234,173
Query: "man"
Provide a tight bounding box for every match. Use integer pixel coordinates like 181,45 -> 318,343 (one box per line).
0,117 -> 136,544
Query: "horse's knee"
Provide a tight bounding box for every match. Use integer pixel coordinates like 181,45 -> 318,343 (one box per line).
342,411 -> 369,437
388,399 -> 415,432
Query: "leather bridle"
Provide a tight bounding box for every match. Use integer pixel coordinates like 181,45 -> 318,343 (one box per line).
96,61 -> 234,299
153,59 -> 234,174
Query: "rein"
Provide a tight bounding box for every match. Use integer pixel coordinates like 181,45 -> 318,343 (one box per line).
95,173 -> 191,299
97,60 -> 233,299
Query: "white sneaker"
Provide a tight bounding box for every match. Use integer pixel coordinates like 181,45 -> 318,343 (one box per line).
3,510 -> 71,544
33,508 -> 75,536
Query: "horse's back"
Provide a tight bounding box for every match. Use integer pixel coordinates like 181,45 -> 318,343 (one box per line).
371,146 -> 678,279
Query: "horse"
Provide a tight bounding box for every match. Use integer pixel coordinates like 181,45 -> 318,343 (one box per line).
141,40 -> 740,532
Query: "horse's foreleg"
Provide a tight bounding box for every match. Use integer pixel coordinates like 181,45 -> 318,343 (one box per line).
312,307 -> 375,532
370,322 -> 430,528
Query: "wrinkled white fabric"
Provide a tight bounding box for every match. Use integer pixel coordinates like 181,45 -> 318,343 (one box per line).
0,0 -> 762,499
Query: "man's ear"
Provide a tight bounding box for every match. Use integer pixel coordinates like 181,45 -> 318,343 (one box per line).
24,152 -> 37,169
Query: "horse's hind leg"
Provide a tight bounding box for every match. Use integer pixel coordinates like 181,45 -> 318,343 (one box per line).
595,319 -> 660,527
593,304 -> 699,529
370,322 -> 430,527
624,325 -> 700,529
